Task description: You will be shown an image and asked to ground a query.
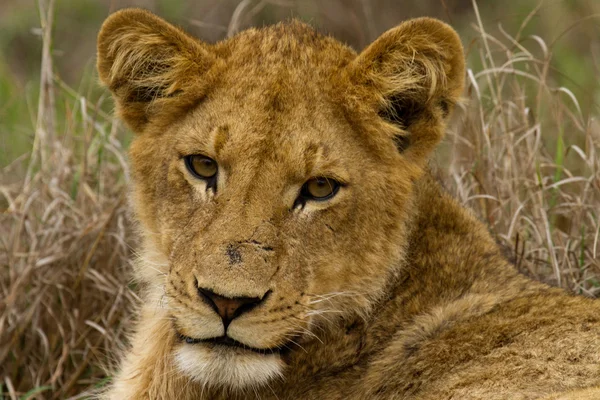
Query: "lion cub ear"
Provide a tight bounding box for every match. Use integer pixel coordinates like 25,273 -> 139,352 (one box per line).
349,18 -> 465,164
97,9 -> 215,132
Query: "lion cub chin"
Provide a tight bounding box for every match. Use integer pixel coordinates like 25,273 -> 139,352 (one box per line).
175,345 -> 284,389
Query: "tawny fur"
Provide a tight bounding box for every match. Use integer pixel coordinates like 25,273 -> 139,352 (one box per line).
97,9 -> 600,399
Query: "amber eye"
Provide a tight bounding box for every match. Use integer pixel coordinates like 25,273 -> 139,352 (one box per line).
184,155 -> 218,180
301,177 -> 340,201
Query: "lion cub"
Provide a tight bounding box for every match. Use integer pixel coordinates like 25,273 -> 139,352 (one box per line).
97,8 -> 600,399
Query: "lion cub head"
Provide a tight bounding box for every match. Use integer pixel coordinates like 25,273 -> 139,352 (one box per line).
97,9 -> 464,390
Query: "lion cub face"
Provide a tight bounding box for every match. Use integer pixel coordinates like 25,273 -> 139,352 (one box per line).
98,9 -> 464,389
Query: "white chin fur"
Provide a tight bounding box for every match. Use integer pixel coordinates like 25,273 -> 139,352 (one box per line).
175,344 -> 284,390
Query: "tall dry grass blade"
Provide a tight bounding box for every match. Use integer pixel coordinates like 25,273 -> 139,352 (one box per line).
25,0 -> 56,191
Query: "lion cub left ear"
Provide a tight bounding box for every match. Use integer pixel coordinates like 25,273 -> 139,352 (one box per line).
97,9 -> 216,132
349,18 -> 465,164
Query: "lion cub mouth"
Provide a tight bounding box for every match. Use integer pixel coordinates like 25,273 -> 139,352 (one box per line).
177,333 -> 289,355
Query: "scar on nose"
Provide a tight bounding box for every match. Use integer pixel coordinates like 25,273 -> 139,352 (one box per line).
226,244 -> 243,265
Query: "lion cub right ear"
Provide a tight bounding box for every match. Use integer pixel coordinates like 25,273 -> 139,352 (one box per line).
97,9 -> 216,132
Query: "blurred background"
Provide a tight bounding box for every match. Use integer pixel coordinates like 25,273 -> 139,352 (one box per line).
1,1 -> 599,398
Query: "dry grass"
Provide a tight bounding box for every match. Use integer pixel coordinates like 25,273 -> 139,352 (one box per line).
1,0 -> 599,398
0,3 -> 137,398
441,1 -> 600,294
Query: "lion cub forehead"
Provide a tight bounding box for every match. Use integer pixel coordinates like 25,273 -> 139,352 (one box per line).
216,20 -> 356,70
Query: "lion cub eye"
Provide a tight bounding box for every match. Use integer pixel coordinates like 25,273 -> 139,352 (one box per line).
301,177 -> 340,200
184,154 -> 218,180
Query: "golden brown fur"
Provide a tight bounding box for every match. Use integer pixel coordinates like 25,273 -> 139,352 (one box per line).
97,9 -> 600,399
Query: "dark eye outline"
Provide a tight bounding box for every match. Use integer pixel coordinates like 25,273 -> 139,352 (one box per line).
184,154 -> 218,191
294,177 -> 341,209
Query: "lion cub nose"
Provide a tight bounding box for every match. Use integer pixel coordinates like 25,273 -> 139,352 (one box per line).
197,287 -> 265,329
